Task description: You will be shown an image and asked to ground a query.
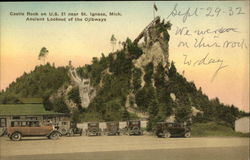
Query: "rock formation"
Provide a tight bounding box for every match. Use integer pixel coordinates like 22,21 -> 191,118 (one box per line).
133,16 -> 171,88
124,16 -> 172,117
68,65 -> 96,108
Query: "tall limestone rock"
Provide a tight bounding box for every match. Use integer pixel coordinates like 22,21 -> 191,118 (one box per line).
68,65 -> 96,108
125,16 -> 172,117
133,16 -> 171,88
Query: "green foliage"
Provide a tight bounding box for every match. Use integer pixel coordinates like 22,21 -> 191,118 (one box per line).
68,87 -> 81,107
0,93 -> 21,104
76,67 -> 89,79
109,50 -> 132,76
86,72 -> 130,121
126,38 -> 143,59
175,105 -> 192,122
169,61 -> 177,78
42,96 -> 53,111
38,47 -> 48,58
135,85 -> 155,112
156,20 -> 171,41
53,97 -> 70,113
154,63 -> 166,88
192,122 -> 249,137
0,63 -> 69,104
78,111 -> 103,122
132,68 -> 142,91
38,47 -> 49,61
89,57 -> 104,86
121,109 -> 130,121
71,110 -> 81,123
143,62 -> 154,84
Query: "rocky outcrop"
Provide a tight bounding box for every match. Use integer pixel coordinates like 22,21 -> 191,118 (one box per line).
125,16 -> 172,117
132,16 -> 171,89
68,67 -> 96,108
49,84 -> 78,111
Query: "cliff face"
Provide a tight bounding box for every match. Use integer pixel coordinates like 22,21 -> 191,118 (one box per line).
49,66 -> 96,111
68,68 -> 96,108
133,41 -> 169,89
133,16 -> 171,89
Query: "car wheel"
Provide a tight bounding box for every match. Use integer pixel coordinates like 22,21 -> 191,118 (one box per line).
92,129 -> 97,136
11,132 -> 22,141
60,128 -> 67,135
79,129 -> 83,136
156,134 -> 161,138
164,131 -> 171,138
132,127 -> 140,135
49,131 -> 60,140
184,132 -> 191,138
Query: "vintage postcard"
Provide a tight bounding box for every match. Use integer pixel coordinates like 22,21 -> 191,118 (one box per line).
0,1 -> 249,160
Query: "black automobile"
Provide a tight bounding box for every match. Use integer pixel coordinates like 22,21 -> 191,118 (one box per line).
155,122 -> 191,138
86,122 -> 102,136
104,121 -> 120,136
66,122 -> 83,136
127,120 -> 143,136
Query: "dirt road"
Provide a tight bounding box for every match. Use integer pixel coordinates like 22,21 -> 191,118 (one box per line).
0,136 -> 249,160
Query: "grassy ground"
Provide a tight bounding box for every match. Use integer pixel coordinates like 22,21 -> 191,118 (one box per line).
191,122 -> 249,137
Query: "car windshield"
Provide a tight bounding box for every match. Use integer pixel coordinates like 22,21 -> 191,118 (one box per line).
173,123 -> 181,127
131,121 -> 139,125
89,123 -> 98,127
167,123 -> 173,127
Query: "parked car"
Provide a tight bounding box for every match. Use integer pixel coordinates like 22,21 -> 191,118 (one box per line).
66,121 -> 83,136
155,122 -> 191,138
104,122 -> 120,136
56,121 -> 71,135
126,120 -> 143,135
7,120 -> 61,141
86,122 -> 102,136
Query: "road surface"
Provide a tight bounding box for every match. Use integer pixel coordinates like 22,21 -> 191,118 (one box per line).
0,136 -> 249,160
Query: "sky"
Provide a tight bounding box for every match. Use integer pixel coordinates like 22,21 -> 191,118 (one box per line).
0,1 -> 249,112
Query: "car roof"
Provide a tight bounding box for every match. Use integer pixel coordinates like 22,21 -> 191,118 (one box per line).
106,121 -> 118,123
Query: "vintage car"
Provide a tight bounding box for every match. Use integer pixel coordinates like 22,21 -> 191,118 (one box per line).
66,121 -> 83,136
86,122 -> 102,136
7,120 -> 61,141
55,121 -> 71,135
104,121 -> 120,136
155,122 -> 191,138
126,120 -> 143,135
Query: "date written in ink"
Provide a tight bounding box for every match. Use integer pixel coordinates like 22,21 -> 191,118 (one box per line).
167,4 -> 245,23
